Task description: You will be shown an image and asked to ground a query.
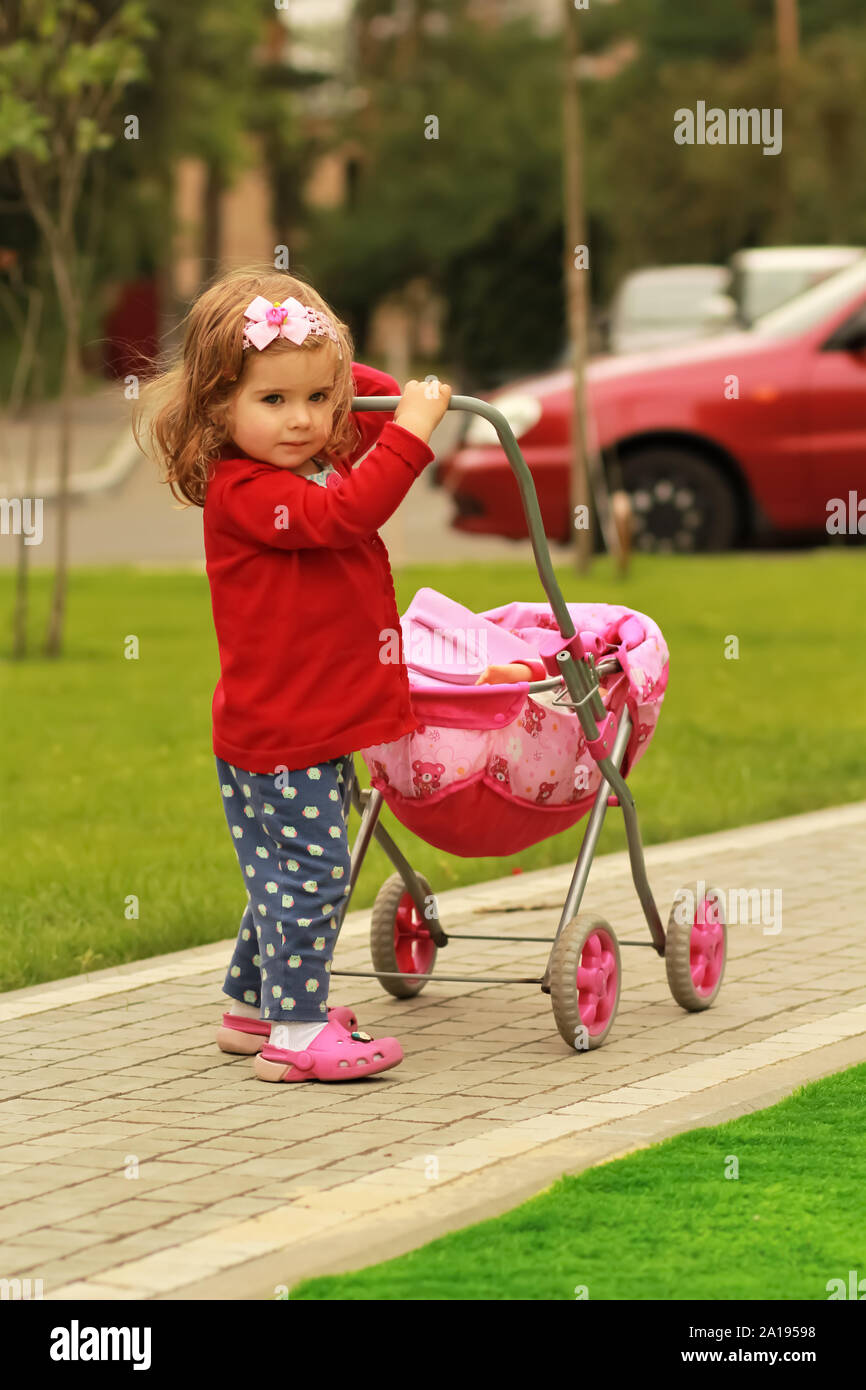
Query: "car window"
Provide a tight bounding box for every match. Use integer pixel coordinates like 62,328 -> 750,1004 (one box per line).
751,257 -> 866,338
617,271 -> 728,323
740,269 -> 824,321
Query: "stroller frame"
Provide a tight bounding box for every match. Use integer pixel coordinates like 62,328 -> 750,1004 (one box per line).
330,394 -> 672,1003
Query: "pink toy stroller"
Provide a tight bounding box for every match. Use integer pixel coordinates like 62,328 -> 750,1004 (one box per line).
333,394 -> 727,1051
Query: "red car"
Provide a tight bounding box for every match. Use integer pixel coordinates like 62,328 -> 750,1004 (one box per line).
440,257 -> 866,550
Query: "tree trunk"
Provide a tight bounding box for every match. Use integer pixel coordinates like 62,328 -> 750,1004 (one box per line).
561,3 -> 628,575
775,0 -> 799,62
159,161 -> 184,358
13,410 -> 40,659
202,161 -> 224,286
562,1 -> 592,573
773,0 -> 800,243
10,285 -> 43,659
43,249 -> 81,659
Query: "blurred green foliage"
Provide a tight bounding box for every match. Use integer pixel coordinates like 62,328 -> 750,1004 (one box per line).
306,5 -> 866,384
0,0 -> 306,399
303,13 -> 565,388
4,2 -> 866,395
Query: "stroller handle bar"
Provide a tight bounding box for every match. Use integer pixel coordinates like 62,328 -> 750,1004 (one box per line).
351,394 -> 579,646
529,655 -> 620,696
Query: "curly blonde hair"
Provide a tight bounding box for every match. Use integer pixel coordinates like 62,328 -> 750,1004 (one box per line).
133,266 -> 357,508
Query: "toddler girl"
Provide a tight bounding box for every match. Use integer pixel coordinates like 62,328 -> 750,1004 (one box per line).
134,266 -> 451,1083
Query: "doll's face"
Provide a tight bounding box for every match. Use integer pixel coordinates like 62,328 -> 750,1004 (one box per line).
223,343 -> 338,472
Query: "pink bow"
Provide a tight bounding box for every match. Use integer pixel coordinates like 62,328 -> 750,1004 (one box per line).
242,296 -> 341,354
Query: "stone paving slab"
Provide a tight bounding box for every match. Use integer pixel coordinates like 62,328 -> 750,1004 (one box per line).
0,801 -> 864,1300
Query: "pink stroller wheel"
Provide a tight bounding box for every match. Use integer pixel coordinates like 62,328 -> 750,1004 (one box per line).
577,927 -> 619,1034
370,871 -> 438,998
394,893 -> 437,975
665,882 -> 727,1010
549,914 -> 622,1049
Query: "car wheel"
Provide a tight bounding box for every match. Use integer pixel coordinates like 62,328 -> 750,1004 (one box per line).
620,447 -> 740,552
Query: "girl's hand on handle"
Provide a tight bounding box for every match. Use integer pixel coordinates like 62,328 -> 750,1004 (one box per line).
393,378 -> 453,444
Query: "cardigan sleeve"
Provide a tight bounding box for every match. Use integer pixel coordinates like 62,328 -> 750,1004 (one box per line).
213,421 -> 434,552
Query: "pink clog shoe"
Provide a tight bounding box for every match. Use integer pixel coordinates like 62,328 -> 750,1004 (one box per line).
216,1005 -> 358,1055
253,1017 -> 404,1082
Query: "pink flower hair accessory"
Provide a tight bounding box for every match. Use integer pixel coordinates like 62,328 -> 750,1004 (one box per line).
242,295 -> 342,357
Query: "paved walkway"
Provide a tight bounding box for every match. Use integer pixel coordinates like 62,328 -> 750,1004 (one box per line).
1,802 -> 864,1300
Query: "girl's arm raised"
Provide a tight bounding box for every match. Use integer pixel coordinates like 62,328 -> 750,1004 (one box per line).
349,361 -> 401,462
210,421 -> 434,551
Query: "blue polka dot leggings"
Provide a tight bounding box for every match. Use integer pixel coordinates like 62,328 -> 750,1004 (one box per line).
216,754 -> 356,1023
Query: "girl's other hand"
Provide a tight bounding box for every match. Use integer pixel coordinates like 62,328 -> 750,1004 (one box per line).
394,378 -> 453,444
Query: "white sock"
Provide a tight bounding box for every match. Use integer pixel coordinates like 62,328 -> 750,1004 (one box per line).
226,997 -> 259,1019
270,1021 -> 328,1051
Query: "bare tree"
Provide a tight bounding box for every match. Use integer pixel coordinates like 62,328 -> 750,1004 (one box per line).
561,1 -> 629,574
0,1 -> 152,655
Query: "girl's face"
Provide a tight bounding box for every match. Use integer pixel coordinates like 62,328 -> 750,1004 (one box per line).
223,343 -> 338,472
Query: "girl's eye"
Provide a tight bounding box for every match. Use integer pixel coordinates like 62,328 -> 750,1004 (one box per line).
262,392 -> 328,404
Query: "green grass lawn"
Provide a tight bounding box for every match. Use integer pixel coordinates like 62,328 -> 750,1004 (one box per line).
1,550 -> 864,992
289,1061 -> 866,1300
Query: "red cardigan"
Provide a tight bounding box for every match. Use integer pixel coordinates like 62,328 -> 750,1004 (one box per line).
203,362 -> 434,773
